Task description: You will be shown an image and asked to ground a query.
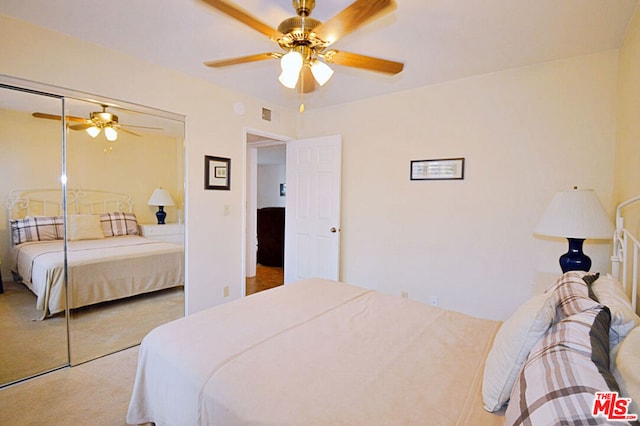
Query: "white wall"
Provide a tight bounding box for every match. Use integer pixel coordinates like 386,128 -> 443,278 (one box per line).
616,6 -> 640,309
297,51 -> 618,320
257,164 -> 286,208
0,14 -> 625,321
0,15 -> 298,314
616,6 -> 640,224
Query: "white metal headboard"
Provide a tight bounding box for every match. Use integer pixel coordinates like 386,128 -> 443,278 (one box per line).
610,195 -> 640,313
6,188 -> 134,245
7,188 -> 133,220
6,188 -> 63,220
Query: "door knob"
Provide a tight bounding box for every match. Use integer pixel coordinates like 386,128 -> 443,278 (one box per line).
330,227 -> 338,233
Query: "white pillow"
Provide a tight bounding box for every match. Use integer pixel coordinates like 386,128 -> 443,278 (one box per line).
612,326 -> 640,418
482,292 -> 557,412
592,274 -> 640,347
68,214 -> 105,241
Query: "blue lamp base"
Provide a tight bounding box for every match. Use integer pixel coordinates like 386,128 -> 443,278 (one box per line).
559,238 -> 591,272
155,206 -> 167,225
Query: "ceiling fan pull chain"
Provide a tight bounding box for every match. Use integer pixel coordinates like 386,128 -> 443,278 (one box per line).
299,70 -> 305,113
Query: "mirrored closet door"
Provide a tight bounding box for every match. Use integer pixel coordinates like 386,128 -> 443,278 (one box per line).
63,97 -> 185,365
0,84 -> 68,386
0,76 -> 186,386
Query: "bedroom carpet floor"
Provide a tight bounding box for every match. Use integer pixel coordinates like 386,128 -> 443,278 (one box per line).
1,281 -> 183,384
0,346 -> 140,425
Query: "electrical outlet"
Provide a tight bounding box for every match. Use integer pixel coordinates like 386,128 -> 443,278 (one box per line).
223,286 -> 229,297
401,291 -> 408,299
430,296 -> 439,306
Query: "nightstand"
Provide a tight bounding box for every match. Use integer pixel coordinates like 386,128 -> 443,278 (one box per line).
140,223 -> 184,245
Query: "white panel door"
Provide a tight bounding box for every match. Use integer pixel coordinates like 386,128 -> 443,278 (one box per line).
284,135 -> 342,283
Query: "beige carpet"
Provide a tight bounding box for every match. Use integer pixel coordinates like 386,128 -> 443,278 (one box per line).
69,286 -> 184,364
0,346 -> 140,425
1,280 -> 184,385
0,281 -> 67,384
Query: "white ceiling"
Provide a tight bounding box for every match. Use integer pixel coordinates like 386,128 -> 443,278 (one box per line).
1,0 -> 637,111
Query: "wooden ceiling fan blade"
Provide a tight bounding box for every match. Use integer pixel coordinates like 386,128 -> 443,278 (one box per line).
324,50 -> 404,75
204,52 -> 280,68
297,65 -> 316,94
118,127 -> 142,137
313,0 -> 396,46
32,112 -> 88,123
200,0 -> 283,40
120,124 -> 164,130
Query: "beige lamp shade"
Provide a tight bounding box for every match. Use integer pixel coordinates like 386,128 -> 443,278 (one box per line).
535,188 -> 613,239
147,188 -> 175,207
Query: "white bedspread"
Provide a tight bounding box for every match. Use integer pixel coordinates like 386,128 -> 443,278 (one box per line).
10,236 -> 184,318
127,279 -> 503,425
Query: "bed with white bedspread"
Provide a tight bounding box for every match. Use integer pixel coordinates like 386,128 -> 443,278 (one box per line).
128,278 -> 503,425
6,188 -> 184,319
127,197 -> 640,425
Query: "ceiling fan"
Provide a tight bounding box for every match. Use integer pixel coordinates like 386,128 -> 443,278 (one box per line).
202,0 -> 404,101
32,105 -> 161,141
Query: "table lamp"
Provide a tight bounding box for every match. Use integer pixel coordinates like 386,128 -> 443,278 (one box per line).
535,187 -> 614,272
147,188 -> 175,225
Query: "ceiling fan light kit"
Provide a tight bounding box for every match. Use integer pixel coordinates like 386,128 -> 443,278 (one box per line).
104,126 -> 118,142
279,50 -> 304,88
86,126 -> 101,138
202,0 -> 404,109
310,60 -> 334,86
83,109 -> 120,141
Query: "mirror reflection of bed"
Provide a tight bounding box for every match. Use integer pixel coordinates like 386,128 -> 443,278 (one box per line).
0,88 -> 186,385
8,189 -> 184,366
65,97 -> 186,365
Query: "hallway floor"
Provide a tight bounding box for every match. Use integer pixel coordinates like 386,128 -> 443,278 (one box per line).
246,264 -> 283,295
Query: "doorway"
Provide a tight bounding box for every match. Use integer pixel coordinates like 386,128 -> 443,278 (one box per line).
244,130 -> 288,296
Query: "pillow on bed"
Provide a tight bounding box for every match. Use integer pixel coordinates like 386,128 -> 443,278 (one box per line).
100,212 -> 139,237
10,216 -> 64,245
482,291 -> 557,412
545,271 -> 600,319
68,214 -> 104,241
612,326 -> 640,418
590,274 -> 640,347
505,305 -> 621,424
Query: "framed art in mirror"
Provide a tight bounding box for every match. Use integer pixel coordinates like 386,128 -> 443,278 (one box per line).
205,155 -> 231,190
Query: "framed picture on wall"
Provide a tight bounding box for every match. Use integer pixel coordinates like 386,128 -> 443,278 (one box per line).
205,155 -> 230,190
410,157 -> 465,181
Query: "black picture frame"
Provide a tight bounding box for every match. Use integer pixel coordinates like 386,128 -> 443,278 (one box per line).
205,155 -> 230,190
410,157 -> 465,181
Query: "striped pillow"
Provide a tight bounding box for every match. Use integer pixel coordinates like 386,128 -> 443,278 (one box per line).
546,271 -> 600,319
505,306 -> 623,424
10,216 -> 64,245
100,212 -> 139,237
